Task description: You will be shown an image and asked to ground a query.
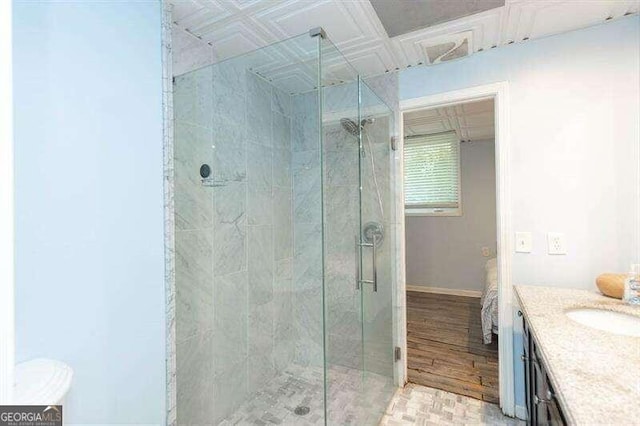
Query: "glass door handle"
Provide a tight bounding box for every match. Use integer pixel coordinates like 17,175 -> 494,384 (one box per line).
355,235 -> 361,290
356,238 -> 378,292
372,237 -> 377,292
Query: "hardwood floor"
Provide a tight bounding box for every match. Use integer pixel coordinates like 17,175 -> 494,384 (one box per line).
406,291 -> 500,403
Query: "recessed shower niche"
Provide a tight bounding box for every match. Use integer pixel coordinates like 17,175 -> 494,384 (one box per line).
172,30 -> 396,425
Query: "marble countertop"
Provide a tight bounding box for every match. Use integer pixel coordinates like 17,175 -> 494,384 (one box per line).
515,285 -> 640,425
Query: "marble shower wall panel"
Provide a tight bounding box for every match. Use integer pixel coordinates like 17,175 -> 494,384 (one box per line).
321,80 -> 364,372
176,332 -> 214,424
291,91 -> 324,367
247,224 -> 275,390
322,118 -> 362,371
175,230 -> 214,343
361,117 -> 392,225
174,71 -> 213,232
207,61 -> 250,421
209,60 -> 250,423
213,181 -> 247,276
246,73 -> 276,392
363,74 -> 399,117
292,92 -> 320,154
211,64 -> 247,280
273,257 -> 293,372
271,84 -> 295,374
173,67 -> 217,425
245,74 -> 296,394
174,64 -> 296,424
213,271 -> 248,378
322,83 -> 357,119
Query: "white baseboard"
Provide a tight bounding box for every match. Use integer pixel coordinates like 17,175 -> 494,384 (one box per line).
406,285 -> 482,298
515,405 -> 527,421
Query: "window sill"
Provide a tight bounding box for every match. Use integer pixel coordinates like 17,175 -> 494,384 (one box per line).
405,207 -> 462,217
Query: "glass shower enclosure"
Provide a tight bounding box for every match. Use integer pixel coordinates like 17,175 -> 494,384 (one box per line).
172,29 -> 395,425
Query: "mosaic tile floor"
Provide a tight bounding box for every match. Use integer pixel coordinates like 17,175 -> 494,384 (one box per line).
380,383 -> 525,426
219,364 -> 394,426
219,365 -> 324,426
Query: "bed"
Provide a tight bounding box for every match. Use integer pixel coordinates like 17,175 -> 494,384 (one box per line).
481,257 -> 499,344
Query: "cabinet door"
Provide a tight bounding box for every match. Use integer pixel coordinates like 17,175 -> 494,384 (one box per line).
521,313 -> 567,426
532,346 -> 548,425
533,363 -> 546,423
547,397 -> 566,426
522,314 -> 534,425
543,374 -> 567,426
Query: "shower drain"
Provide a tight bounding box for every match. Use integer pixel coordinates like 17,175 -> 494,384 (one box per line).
294,406 -> 310,416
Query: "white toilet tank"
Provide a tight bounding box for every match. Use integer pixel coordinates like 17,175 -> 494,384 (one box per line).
14,358 -> 73,406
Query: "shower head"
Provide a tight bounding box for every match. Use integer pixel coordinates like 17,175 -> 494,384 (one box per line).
340,117 -> 375,137
340,118 -> 360,137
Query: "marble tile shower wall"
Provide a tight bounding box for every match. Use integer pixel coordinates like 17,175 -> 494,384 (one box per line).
323,120 -> 362,371
290,91 -> 324,368
173,64 -> 295,424
321,82 -> 363,372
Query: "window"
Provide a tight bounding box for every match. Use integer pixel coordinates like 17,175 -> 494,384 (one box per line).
404,131 -> 461,216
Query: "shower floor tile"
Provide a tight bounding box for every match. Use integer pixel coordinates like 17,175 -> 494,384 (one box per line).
218,367 -> 522,425
218,364 -> 394,426
219,364 -> 323,426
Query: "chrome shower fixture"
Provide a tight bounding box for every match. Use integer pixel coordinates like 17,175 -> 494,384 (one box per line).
339,117 -> 375,137
340,118 -> 359,136
339,116 -> 386,219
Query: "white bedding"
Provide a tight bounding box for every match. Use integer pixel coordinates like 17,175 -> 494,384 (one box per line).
480,257 -> 499,344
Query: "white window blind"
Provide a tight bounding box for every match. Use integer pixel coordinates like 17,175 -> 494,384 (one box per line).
404,131 -> 460,210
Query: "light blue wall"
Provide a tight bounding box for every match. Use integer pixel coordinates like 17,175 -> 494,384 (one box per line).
400,16 -> 640,413
13,1 -> 165,424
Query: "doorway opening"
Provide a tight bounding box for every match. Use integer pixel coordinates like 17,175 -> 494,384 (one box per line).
403,97 -> 499,402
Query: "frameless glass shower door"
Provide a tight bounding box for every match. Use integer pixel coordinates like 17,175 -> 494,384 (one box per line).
172,30 -> 395,426
320,39 -> 365,425
359,82 -> 396,422
320,39 -> 396,425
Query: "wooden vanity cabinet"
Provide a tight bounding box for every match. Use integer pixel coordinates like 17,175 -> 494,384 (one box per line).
521,311 -> 567,426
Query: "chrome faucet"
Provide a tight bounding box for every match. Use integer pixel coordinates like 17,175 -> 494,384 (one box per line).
623,264 -> 640,305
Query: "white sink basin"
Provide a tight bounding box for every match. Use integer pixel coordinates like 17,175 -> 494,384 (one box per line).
565,308 -> 640,337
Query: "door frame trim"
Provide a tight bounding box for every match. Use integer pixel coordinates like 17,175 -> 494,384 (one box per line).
0,0 -> 15,404
398,82 -> 515,416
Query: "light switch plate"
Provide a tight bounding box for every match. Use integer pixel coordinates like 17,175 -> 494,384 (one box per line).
515,232 -> 532,253
547,232 -> 567,255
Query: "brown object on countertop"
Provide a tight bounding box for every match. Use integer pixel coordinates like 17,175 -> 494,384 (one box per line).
596,273 -> 626,299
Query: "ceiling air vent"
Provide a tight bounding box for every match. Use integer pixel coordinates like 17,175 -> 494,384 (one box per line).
421,32 -> 472,65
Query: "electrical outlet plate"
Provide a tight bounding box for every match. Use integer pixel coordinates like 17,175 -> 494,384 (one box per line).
547,232 -> 566,255
515,232 -> 532,253
482,246 -> 491,257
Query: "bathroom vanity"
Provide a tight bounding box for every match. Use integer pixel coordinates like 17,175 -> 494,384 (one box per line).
515,286 -> 640,426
